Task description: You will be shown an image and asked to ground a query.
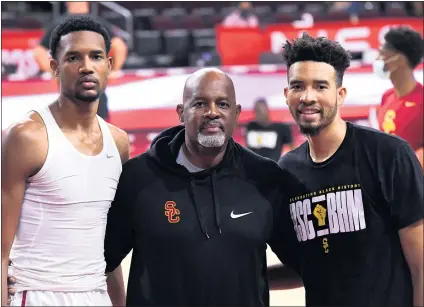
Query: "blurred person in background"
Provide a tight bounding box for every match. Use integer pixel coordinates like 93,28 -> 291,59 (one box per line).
373,26 -> 423,167
32,1 -> 128,121
245,98 -> 293,161
329,2 -> 361,24
411,2 -> 423,16
223,1 -> 259,28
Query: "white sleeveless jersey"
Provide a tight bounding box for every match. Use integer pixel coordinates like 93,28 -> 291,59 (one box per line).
9,106 -> 123,292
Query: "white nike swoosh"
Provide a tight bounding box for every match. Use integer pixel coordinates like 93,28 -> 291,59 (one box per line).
230,210 -> 253,219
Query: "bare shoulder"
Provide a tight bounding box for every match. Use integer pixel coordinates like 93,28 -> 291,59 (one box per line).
3,112 -> 46,147
2,112 -> 48,176
107,123 -> 130,163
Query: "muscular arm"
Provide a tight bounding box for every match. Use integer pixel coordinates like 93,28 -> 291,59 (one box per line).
33,45 -> 52,73
399,219 -> 423,307
1,116 -> 47,305
110,37 -> 128,73
106,124 -> 130,306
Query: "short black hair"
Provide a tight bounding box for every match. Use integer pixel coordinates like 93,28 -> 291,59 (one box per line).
384,26 -> 423,69
282,32 -> 352,87
49,15 -> 111,60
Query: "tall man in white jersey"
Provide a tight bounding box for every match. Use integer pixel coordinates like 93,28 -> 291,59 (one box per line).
2,15 -> 128,306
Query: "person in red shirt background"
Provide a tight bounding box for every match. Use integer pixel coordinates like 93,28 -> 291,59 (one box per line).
373,26 -> 423,167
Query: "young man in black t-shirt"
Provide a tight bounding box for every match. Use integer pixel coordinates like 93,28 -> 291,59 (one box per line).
276,33 -> 423,306
245,98 -> 293,161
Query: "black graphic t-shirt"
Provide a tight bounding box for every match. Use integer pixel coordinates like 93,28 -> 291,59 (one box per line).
278,122 -> 423,306
245,122 -> 292,162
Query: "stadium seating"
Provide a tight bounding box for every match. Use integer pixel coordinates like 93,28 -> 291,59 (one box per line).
1,1 -> 419,69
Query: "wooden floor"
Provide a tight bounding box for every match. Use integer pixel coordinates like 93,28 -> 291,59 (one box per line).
121,248 -> 306,306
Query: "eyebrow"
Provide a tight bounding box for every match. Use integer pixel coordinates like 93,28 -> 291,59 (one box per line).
289,79 -> 330,85
64,49 -> 105,56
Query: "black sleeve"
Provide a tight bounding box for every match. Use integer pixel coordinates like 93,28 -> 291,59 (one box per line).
280,124 -> 293,145
104,160 -> 137,273
267,189 -> 301,274
383,143 -> 424,229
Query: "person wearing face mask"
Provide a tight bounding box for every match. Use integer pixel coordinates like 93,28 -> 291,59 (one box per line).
373,26 -> 423,167
223,2 -> 259,28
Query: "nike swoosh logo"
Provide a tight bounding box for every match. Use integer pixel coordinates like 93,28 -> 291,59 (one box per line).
405,102 -> 416,107
230,210 -> 253,219
106,154 -> 114,159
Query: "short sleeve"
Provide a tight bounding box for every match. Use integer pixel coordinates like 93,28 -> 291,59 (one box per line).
104,159 -> 137,272
280,124 -> 293,145
383,144 -> 424,229
268,192 -> 301,273
267,169 -> 303,273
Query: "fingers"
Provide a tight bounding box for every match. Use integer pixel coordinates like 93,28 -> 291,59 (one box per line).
8,276 -> 16,285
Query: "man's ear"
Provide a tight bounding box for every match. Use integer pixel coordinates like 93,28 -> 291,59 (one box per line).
337,86 -> 347,107
176,104 -> 184,123
50,59 -> 60,78
236,104 -> 241,120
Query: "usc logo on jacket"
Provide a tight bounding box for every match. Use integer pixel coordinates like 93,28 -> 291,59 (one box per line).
165,201 -> 180,223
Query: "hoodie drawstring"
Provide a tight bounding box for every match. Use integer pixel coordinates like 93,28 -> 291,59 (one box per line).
211,171 -> 222,234
189,180 -> 210,239
188,172 -> 222,239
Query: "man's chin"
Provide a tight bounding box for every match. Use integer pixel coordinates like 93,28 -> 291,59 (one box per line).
298,123 -> 322,137
75,93 -> 100,103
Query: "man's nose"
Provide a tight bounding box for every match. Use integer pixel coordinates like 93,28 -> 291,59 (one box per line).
204,103 -> 220,118
79,56 -> 94,74
300,89 -> 317,104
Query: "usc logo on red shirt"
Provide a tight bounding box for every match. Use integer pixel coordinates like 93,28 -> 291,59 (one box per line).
164,201 -> 180,223
382,109 -> 396,134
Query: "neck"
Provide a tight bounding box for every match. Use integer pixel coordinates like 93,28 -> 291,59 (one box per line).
183,137 -> 228,169
256,118 -> 270,126
52,94 -> 99,131
307,118 -> 347,163
390,69 -> 417,97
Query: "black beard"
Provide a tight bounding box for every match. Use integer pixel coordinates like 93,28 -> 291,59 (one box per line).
74,92 -> 100,103
299,125 -> 325,137
296,100 -> 338,137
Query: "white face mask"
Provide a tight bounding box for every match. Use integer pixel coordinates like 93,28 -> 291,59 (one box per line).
373,59 -> 391,80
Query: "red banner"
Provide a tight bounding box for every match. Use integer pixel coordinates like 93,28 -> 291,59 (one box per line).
1,29 -> 44,78
216,18 -> 424,65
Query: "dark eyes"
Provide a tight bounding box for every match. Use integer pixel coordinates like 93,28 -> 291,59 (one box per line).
67,55 -> 103,62
289,84 -> 328,90
193,101 -> 230,108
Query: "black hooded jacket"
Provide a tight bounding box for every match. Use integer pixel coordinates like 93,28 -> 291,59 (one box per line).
104,125 -> 295,306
